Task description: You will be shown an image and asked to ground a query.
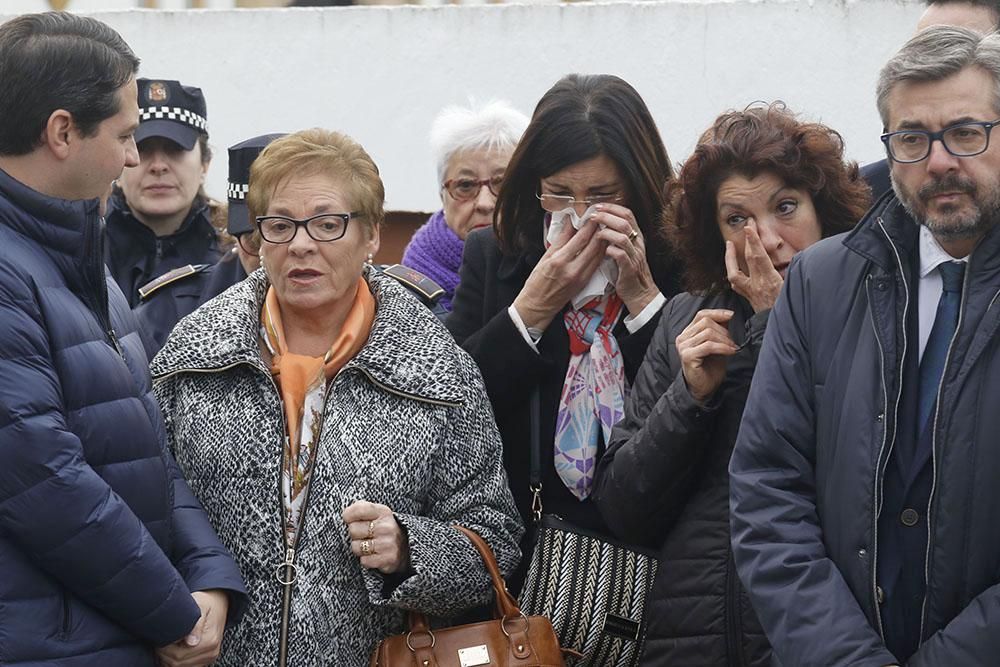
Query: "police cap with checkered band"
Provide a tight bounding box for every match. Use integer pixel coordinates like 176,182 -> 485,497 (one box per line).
135,78 -> 208,151
227,133 -> 286,236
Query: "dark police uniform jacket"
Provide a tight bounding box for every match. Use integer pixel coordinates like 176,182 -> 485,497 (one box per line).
105,192 -> 222,308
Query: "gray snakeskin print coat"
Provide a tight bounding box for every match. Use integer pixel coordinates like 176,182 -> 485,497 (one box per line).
150,269 -> 523,666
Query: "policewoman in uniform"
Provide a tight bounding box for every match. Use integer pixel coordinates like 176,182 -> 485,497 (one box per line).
106,78 -> 223,307
134,133 -> 281,358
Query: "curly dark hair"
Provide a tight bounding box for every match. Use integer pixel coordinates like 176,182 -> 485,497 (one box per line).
664,103 -> 872,293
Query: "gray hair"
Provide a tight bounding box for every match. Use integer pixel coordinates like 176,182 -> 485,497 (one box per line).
877,26 -> 1000,127
431,99 -> 528,185
923,0 -> 1000,19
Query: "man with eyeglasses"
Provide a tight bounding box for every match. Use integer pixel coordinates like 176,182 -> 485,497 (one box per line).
861,0 -> 998,199
731,26 -> 1000,667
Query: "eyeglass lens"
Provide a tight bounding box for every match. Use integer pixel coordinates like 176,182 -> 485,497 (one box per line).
888,122 -> 992,162
258,215 -> 347,243
537,193 -> 621,213
446,176 -> 503,200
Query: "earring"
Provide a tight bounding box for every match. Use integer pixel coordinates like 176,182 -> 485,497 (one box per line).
363,252 -> 374,271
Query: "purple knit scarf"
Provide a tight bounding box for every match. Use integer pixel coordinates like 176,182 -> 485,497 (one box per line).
401,209 -> 464,311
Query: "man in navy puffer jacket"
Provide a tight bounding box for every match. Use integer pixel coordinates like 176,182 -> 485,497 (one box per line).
0,12 -> 246,666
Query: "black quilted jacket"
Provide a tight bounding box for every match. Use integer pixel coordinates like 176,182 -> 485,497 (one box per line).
593,290 -> 771,666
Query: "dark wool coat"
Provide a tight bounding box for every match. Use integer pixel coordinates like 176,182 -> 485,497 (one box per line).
731,195 -> 1000,666
0,168 -> 246,666
593,291 -> 770,666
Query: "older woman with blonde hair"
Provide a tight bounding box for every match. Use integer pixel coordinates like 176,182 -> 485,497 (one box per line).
150,128 -> 522,666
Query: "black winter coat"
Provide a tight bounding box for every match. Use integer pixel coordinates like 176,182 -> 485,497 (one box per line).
446,228 -> 676,590
593,290 -> 770,666
0,168 -> 246,665
731,195 -> 1000,666
105,193 -> 222,307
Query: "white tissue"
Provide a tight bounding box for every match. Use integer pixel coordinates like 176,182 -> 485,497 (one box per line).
545,205 -> 618,310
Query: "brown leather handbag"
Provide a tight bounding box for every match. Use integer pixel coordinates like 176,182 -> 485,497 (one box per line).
369,526 -> 567,667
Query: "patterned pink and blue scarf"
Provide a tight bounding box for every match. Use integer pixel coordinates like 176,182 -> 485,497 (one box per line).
553,293 -> 625,500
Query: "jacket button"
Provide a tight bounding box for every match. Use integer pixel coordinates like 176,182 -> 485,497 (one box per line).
877,585 -> 885,604
858,548 -> 867,559
900,508 -> 920,527
876,412 -> 884,422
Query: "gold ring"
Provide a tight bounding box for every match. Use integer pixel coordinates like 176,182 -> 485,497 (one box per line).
628,229 -> 639,242
366,520 -> 376,540
361,539 -> 372,556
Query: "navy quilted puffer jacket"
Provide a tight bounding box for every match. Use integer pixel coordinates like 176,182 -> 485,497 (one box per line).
0,168 -> 246,666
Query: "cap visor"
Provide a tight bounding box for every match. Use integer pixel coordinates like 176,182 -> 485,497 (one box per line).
135,120 -> 200,151
227,200 -> 253,235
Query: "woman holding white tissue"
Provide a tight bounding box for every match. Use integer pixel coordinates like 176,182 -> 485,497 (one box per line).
446,73 -> 682,592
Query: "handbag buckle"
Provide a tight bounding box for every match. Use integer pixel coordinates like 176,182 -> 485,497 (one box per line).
530,483 -> 543,522
405,629 -> 436,651
500,612 -> 529,638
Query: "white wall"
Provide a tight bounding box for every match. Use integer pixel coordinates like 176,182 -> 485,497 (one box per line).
1,1 -> 923,211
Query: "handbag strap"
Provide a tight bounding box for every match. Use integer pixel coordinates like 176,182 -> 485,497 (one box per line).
529,386 -> 543,522
454,525 -> 521,618
406,525 -> 522,631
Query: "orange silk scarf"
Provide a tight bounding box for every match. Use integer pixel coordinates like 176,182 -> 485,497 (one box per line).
261,278 -> 376,462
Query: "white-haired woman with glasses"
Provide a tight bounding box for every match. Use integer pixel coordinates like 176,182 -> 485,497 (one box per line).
150,129 -> 522,666
401,100 -> 528,312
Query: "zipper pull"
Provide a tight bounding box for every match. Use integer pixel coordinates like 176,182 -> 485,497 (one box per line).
275,547 -> 297,586
107,328 -> 125,359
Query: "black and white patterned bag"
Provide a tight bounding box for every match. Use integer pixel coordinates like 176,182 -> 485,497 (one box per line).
519,515 -> 658,667
518,390 -> 659,667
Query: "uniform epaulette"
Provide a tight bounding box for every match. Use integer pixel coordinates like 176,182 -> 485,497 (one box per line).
138,264 -> 211,301
380,264 -> 445,302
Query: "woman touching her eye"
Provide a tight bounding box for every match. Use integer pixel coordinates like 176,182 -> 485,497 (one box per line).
591,103 -> 872,666
445,73 -> 683,593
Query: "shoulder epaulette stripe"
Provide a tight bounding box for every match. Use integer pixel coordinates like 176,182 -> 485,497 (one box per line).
381,263 -> 445,301
138,264 -> 210,300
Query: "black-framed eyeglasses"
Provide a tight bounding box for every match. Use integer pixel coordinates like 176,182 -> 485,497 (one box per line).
535,192 -> 623,213
442,176 -> 503,201
881,119 -> 1000,163
235,232 -> 259,255
254,212 -> 360,244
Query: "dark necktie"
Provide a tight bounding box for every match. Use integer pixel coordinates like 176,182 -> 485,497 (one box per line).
918,261 -> 966,430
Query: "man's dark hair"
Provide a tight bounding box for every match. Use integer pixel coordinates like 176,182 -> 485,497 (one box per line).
0,12 -> 139,156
